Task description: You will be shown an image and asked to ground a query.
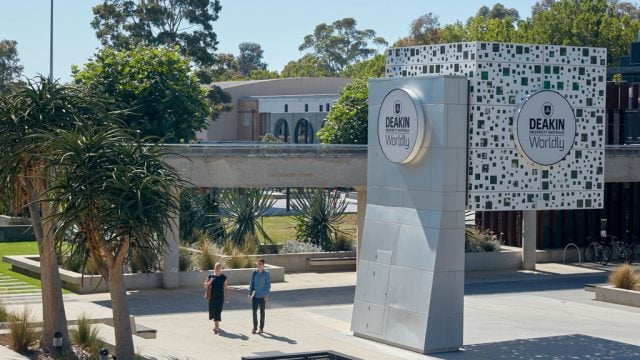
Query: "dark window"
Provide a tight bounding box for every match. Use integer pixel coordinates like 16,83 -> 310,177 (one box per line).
274,119 -> 289,142
326,103 -> 330,111
294,119 -> 314,144
284,104 -> 288,113
319,104 -> 323,112
305,104 -> 309,112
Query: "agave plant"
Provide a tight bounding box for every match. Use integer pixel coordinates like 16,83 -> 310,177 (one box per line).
180,187 -> 225,243
291,188 -> 348,251
219,188 -> 275,248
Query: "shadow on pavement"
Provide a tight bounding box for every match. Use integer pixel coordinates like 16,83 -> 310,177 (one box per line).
95,285 -> 357,316
217,329 -> 249,341
257,332 -> 297,344
465,273 -> 608,295
432,334 -> 640,359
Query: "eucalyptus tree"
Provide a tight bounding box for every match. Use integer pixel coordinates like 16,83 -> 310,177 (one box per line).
298,18 -> 387,73
0,77 -> 109,352
0,39 -> 23,94
91,0 -> 222,67
43,125 -> 185,359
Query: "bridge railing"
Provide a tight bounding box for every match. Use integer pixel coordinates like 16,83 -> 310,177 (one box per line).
162,143 -> 368,158
604,145 -> 640,156
162,143 -> 638,158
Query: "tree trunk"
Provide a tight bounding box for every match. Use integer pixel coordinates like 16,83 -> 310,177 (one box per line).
108,267 -> 135,359
27,201 -> 71,351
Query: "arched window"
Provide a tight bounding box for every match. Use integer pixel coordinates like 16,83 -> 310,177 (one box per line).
273,118 -> 289,143
294,118 -> 314,144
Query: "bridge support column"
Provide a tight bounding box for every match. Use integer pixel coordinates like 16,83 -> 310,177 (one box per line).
162,190 -> 180,289
522,210 -> 537,270
354,185 -> 367,261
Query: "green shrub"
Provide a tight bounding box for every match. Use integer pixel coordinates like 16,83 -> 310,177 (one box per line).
7,307 -> 37,353
0,301 -> 8,322
465,227 -> 500,252
609,264 -> 640,290
279,239 -> 323,254
179,246 -> 193,271
70,313 -> 103,353
332,232 -> 354,251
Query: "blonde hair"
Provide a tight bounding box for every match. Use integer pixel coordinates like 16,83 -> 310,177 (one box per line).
214,262 -> 222,270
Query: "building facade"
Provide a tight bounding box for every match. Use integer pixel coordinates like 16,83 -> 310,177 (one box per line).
201,78 -> 350,143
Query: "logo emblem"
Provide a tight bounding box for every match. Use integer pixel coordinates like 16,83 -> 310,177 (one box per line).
394,100 -> 401,115
542,102 -> 553,117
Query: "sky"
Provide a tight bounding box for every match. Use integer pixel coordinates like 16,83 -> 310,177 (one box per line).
0,0 -> 534,82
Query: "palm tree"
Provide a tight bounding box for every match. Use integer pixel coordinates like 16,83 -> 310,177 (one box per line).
0,77 -> 109,352
43,124 -> 185,359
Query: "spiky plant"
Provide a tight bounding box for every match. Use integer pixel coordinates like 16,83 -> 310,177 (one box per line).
7,307 -> 37,354
219,188 -> 275,247
70,313 -> 103,353
291,188 -> 348,251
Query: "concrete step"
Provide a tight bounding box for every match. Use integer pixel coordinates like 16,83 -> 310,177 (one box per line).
0,284 -> 38,290
0,294 -> 42,305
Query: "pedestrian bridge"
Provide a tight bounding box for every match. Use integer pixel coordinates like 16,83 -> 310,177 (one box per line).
163,144 -> 640,187
163,144 -> 367,188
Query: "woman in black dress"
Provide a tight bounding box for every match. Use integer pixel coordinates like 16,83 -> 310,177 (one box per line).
203,262 -> 229,333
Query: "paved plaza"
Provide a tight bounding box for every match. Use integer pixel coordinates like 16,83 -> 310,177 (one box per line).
2,264 -> 640,359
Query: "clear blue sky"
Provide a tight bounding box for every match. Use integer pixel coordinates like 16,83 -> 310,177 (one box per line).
0,0 -> 534,82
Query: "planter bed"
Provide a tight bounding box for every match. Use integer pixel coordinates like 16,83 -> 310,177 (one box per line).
3,255 -> 284,294
594,285 -> 640,308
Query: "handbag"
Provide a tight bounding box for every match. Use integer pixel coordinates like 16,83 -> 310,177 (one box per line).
204,275 -> 212,300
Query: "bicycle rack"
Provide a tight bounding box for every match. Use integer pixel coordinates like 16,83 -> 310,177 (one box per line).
563,243 -> 581,264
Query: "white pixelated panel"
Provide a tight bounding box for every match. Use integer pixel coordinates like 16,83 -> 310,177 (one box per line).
385,42 -> 605,211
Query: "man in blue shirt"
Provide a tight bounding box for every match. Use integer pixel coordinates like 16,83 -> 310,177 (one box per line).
249,258 -> 271,334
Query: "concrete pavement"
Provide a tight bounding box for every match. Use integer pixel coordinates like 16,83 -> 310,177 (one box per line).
3,264 -> 640,359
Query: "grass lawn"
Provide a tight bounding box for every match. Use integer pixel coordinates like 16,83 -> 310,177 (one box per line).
257,213 -> 357,244
0,241 -> 45,290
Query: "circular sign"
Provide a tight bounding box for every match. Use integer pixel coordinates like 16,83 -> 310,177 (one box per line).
514,90 -> 576,166
377,88 -> 425,163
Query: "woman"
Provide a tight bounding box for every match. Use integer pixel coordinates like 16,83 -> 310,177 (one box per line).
203,262 -> 229,334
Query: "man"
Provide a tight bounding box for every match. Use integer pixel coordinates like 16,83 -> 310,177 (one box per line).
249,258 -> 271,334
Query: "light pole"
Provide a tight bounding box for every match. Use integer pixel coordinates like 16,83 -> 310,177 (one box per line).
49,0 -> 54,81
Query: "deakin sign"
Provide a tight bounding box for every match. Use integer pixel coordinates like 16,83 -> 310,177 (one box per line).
514,90 -> 576,166
377,88 -> 425,164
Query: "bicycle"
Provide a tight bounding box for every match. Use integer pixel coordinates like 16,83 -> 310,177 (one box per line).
583,236 -> 610,265
601,237 -> 634,265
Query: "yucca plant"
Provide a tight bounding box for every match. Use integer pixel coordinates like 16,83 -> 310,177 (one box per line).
7,307 -> 37,354
609,264 -> 640,290
292,188 -> 348,251
70,313 -> 103,354
180,188 -> 225,244
219,188 -> 275,247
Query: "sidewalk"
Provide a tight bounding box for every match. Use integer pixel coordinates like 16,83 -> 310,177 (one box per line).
3,264 -> 640,359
